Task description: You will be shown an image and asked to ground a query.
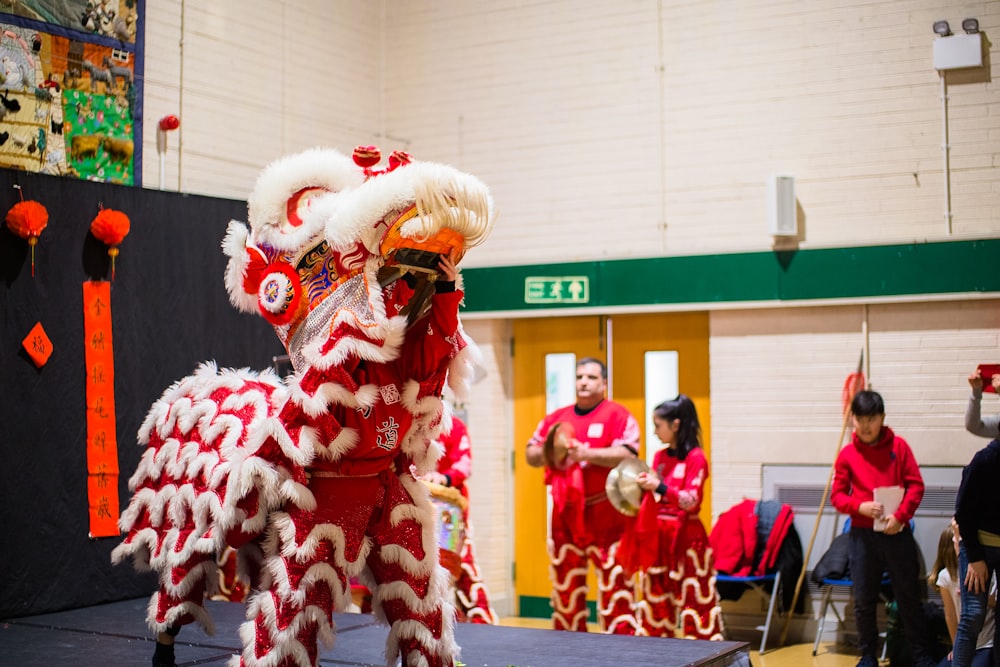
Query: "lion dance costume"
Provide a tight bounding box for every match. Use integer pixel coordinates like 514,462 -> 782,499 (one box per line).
112,146 -> 495,667
431,416 -> 499,624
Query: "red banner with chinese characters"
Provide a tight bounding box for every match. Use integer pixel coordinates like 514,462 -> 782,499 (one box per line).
83,280 -> 119,537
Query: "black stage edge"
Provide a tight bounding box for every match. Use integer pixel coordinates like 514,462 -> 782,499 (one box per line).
0,598 -> 752,667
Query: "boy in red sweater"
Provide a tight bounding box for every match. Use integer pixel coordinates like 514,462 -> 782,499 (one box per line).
831,390 -> 936,667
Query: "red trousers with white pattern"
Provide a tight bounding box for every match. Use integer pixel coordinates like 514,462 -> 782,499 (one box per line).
634,518 -> 724,640
453,523 -> 498,625
549,540 -> 638,635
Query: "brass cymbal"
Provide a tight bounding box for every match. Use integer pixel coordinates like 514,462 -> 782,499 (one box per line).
605,458 -> 650,516
543,422 -> 574,470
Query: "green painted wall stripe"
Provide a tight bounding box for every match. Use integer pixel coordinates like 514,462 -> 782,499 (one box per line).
460,239 -> 1000,313
518,595 -> 596,622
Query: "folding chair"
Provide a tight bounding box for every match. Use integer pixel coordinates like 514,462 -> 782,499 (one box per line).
712,499 -> 798,654
811,573 -> 891,659
811,518 -> 905,658
715,570 -> 781,654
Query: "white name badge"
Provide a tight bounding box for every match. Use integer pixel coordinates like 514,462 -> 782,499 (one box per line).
587,422 -> 604,438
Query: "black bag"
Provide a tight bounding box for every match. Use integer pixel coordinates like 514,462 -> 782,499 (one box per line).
810,532 -> 850,584
884,600 -> 951,666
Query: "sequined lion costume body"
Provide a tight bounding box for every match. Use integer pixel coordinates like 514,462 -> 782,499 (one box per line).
112,146 -> 494,667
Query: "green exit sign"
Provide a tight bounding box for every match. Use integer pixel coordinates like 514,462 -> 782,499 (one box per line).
524,276 -> 590,304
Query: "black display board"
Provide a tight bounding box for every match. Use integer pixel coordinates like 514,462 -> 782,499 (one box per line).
0,168 -> 283,619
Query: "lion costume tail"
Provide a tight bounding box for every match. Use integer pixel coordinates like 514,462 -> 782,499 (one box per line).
112,362 -> 313,634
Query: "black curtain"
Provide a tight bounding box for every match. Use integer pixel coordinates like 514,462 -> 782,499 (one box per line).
0,168 -> 283,619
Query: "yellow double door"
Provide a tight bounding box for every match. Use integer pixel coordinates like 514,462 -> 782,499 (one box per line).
512,312 -> 711,619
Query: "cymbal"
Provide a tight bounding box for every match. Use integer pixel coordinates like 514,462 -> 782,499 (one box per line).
543,422 -> 574,470
605,458 -> 650,516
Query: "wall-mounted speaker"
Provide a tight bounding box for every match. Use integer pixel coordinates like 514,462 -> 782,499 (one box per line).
767,174 -> 796,236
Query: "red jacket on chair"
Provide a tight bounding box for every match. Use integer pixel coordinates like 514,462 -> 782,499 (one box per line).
710,498 -> 795,577
710,499 -> 758,576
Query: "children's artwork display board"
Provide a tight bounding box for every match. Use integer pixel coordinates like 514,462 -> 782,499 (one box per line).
0,1 -> 144,184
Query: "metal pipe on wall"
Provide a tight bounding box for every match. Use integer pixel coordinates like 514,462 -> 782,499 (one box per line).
863,304 -> 870,388
940,73 -> 951,234
158,136 -> 165,190
656,0 -> 667,250
176,0 -> 186,191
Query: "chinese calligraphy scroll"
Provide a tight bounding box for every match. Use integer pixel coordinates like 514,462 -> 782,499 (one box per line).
83,280 -> 118,537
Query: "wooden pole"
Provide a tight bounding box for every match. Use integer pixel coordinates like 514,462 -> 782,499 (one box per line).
776,406 -> 852,646
863,306 -> 871,389
777,349 -> 864,647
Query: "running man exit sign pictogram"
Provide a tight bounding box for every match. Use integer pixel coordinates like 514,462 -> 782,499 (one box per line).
524,276 -> 590,304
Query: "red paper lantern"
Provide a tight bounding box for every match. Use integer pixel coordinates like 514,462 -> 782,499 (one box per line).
6,199 -> 48,276
91,208 -> 131,280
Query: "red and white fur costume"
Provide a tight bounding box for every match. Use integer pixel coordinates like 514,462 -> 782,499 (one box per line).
430,416 -> 498,625
113,147 -> 494,667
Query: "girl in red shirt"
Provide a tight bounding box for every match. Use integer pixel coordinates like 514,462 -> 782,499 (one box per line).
619,395 -> 724,640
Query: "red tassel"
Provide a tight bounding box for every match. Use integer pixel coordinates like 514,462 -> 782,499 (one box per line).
842,372 -> 866,416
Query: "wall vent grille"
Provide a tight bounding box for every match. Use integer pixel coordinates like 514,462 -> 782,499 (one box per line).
774,484 -> 956,517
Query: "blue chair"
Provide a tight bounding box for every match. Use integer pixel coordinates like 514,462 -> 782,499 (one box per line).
716,570 -> 782,654
714,499 -> 798,654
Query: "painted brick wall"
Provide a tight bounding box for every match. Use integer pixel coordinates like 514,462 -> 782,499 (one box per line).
141,1 -> 1000,252
142,1 -> 382,197
381,0 -> 1000,266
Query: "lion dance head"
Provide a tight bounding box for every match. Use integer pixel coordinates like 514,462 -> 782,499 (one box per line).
223,145 -> 494,373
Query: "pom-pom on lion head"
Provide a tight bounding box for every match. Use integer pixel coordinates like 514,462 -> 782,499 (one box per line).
224,146 -> 494,373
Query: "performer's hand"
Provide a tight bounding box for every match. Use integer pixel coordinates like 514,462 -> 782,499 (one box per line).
993,375 -> 1000,394
566,439 -> 588,463
882,515 -> 902,535
969,368 -> 984,391
636,471 -> 660,492
965,560 -> 989,595
437,250 -> 458,282
677,490 -> 697,511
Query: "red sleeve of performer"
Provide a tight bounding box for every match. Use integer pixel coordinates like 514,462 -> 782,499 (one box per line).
400,288 -> 465,385
528,410 -> 560,449
892,436 -> 925,526
611,408 -> 641,453
438,417 -> 473,493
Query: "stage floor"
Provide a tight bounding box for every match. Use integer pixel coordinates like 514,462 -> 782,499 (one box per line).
0,597 -> 751,667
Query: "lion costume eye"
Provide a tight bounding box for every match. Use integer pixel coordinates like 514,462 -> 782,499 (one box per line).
241,245 -> 269,295
256,261 -> 302,326
283,187 -> 327,233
